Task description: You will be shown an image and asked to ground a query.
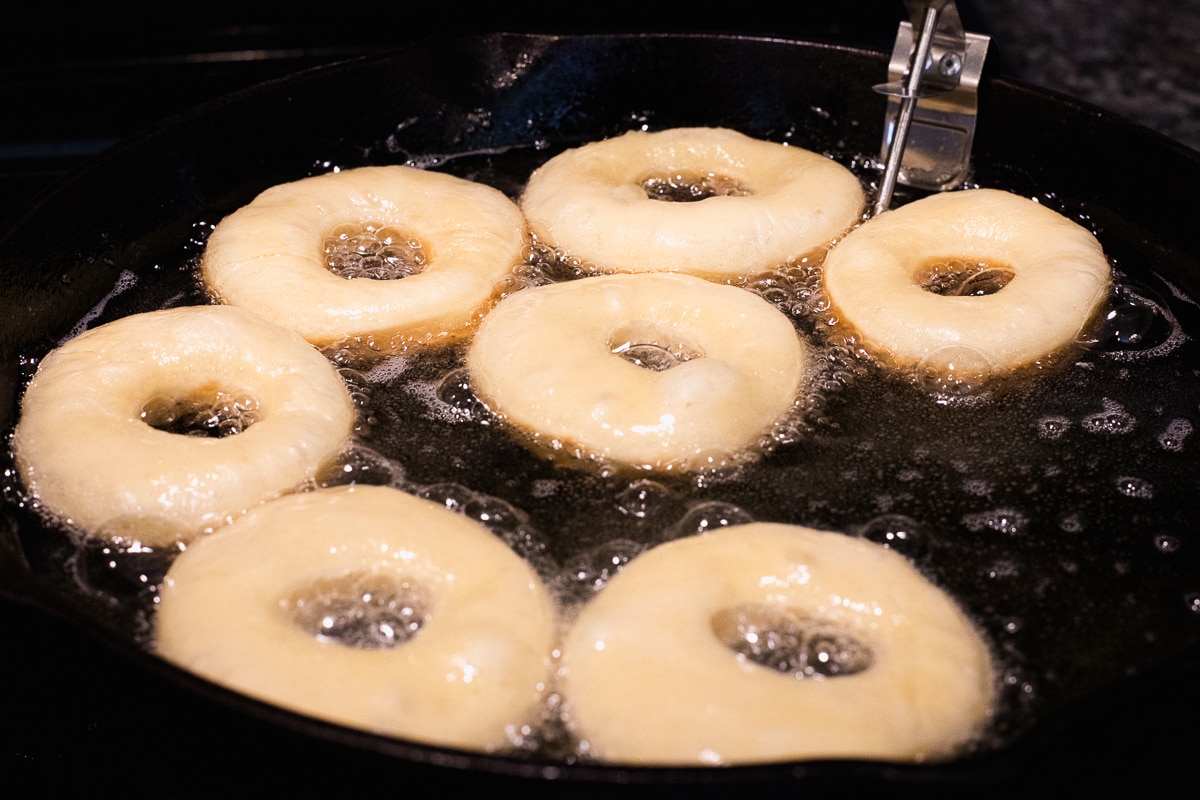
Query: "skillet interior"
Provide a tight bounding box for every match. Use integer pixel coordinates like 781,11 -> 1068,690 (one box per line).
2,32 -> 1199,794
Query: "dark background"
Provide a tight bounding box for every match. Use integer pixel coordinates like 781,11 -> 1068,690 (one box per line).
5,1 -> 1198,227
3,1 -> 1198,795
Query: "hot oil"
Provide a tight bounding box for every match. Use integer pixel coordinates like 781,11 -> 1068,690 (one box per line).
306,211 -> 1200,759
6,143 -> 1200,766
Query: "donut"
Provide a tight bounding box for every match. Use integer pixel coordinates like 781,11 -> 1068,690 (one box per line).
520,127 -> 865,280
560,523 -> 994,765
154,484 -> 556,752
200,165 -> 527,354
11,305 -> 356,546
466,272 -> 806,472
821,188 -> 1111,380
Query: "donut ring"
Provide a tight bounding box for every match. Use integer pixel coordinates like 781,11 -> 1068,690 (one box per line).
560,523 -> 994,765
12,305 -> 355,546
155,485 -> 556,752
821,188 -> 1111,379
467,272 -> 806,471
520,127 -> 865,280
201,165 -> 527,354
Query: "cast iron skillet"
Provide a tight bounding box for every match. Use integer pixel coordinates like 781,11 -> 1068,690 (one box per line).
2,33 -> 1199,795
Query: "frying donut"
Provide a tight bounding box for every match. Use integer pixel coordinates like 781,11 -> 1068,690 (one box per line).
560,523 -> 994,765
466,272 -> 806,472
201,165 -> 526,354
155,484 -> 556,752
520,127 -> 865,280
821,188 -> 1111,380
12,305 -> 355,546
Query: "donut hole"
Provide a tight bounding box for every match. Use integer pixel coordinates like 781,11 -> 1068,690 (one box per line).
917,260 -> 1015,297
139,384 -> 260,438
609,322 -> 704,372
284,572 -> 430,650
640,171 -> 748,202
710,603 -> 873,679
324,222 -> 427,280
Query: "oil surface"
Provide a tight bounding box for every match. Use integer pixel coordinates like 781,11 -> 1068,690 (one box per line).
5,139 -> 1200,767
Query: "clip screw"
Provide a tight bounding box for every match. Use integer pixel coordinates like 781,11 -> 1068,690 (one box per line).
939,52 -> 963,78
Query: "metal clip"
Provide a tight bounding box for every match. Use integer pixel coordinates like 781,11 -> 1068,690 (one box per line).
872,0 -> 990,215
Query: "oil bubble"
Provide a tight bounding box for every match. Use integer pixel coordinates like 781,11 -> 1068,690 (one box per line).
986,559 -> 1020,579
317,445 -> 405,489
1157,418 -> 1193,452
1186,593 -> 1200,614
324,223 -> 425,280
1081,399 -> 1136,435
1036,415 -> 1072,440
743,274 -> 793,307
140,389 -> 260,438
459,492 -> 551,565
711,604 -> 872,679
671,501 -> 755,538
963,508 -> 1029,536
556,539 -> 643,604
962,478 -> 992,497
913,346 -> 994,403
416,482 -> 477,513
615,479 -> 672,519
435,367 -> 490,422
858,514 -> 929,559
286,572 -> 428,650
1115,476 -> 1154,499
463,493 -> 524,529
1093,283 -> 1180,356
1154,534 -> 1181,554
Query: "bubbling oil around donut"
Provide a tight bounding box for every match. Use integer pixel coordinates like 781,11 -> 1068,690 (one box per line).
285,572 -> 429,650
918,260 -> 1015,296
641,172 -> 748,202
140,384 -> 260,437
553,538 -> 644,605
711,603 -> 873,678
13,146 -> 1200,769
324,222 -> 426,280
609,322 -> 704,372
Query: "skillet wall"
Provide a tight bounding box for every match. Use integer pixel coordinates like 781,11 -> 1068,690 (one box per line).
2,32 -> 1199,795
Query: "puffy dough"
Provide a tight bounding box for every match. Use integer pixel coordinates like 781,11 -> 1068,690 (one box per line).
560,523 -> 995,765
12,305 -> 356,545
822,188 -> 1111,378
201,165 -> 527,353
520,127 -> 865,280
155,484 -> 557,752
467,272 -> 806,472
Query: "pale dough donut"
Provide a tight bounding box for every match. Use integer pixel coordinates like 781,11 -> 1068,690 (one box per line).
822,188 -> 1111,378
520,127 -> 865,280
155,484 -> 556,752
201,165 -> 526,353
467,272 -> 806,471
560,523 -> 994,765
12,305 -> 355,546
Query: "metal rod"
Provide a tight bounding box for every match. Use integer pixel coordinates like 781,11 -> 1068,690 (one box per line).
872,3 -> 942,217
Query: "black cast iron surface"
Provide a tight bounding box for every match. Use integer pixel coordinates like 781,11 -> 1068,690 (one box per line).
3,31 -> 1199,796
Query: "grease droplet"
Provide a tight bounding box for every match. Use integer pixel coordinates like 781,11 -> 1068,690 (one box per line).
963,508 -> 1029,536
1115,476 -> 1154,499
1155,534 -> 1181,554
858,514 -> 929,559
1158,418 -> 1193,452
